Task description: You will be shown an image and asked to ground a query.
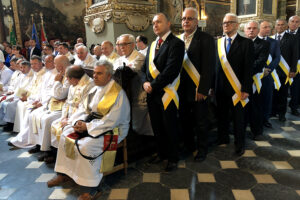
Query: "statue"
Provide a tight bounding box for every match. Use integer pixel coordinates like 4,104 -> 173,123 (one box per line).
172,0 -> 183,24
92,17 -> 105,33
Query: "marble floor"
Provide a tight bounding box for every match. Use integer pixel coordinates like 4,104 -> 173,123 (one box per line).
1,114 -> 300,200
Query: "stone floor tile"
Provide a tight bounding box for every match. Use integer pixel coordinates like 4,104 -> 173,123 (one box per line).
0,174 -> 7,181
232,189 -> 255,200
25,161 -> 43,168
197,173 -> 216,183
142,173 -> 160,183
109,188 -> 129,200
292,121 -> 300,125
48,189 -> 71,199
170,189 -> 189,200
35,173 -> 56,182
287,150 -> 300,157
254,141 -> 272,147
220,161 -> 238,169
272,161 -> 293,169
215,169 -> 256,189
242,150 -> 256,157
178,160 -> 186,168
269,134 -> 284,139
281,127 -> 296,132
18,152 -> 32,158
0,188 -> 16,199
253,174 -> 277,184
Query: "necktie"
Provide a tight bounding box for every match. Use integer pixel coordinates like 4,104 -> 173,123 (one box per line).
226,38 -> 232,53
155,38 -> 163,55
277,34 -> 281,41
290,31 -> 295,34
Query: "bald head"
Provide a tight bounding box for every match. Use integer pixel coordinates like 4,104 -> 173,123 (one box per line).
101,41 -> 114,56
288,15 -> 300,32
93,45 -> 102,57
54,55 -> 70,73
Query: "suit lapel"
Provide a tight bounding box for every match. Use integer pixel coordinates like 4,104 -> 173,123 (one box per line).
154,34 -> 171,60
227,34 -> 241,56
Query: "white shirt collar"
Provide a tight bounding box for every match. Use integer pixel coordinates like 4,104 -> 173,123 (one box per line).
225,32 -> 238,42
158,30 -> 171,42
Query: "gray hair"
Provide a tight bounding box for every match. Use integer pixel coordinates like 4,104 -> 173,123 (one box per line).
30,55 -> 42,62
20,60 -> 31,68
119,34 -> 135,44
184,7 -> 198,19
245,20 -> 260,30
76,45 -> 88,52
288,15 -> 300,22
95,60 -> 113,75
224,13 -> 238,22
276,19 -> 287,25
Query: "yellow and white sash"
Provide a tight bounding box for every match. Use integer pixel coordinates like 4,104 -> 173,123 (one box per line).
252,72 -> 264,94
279,56 -> 293,85
266,54 -> 281,90
297,60 -> 300,74
178,34 -> 201,88
149,41 -> 180,110
217,37 -> 249,107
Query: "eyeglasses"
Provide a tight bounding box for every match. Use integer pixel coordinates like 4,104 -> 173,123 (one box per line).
117,42 -> 132,47
222,21 -> 237,26
181,17 -> 196,21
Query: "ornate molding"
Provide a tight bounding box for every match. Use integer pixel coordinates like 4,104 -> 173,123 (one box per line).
84,0 -> 157,32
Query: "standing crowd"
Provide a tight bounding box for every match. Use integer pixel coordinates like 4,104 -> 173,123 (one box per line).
0,8 -> 299,200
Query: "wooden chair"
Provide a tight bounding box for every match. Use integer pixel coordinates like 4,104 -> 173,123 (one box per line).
103,138 -> 128,176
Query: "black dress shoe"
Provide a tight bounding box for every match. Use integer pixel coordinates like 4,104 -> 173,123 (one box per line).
253,134 -> 265,141
7,141 -> 14,147
263,121 -> 272,128
3,123 -> 14,132
194,151 -> 207,162
147,155 -> 163,164
291,109 -> 300,116
164,161 -> 177,172
278,115 -> 286,122
217,138 -> 230,145
28,145 -> 40,154
235,147 -> 245,156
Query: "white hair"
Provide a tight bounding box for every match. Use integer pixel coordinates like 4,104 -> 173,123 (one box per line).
95,60 -> 113,75
76,45 -> 88,52
119,34 -> 135,44
184,7 -> 198,19
245,20 -> 259,30
288,15 -> 300,22
224,13 -> 238,22
276,19 -> 287,25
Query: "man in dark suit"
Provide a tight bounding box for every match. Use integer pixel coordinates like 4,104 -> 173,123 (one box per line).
215,13 -> 254,156
244,21 -> 270,140
258,20 -> 281,128
178,7 -> 215,161
141,13 -> 185,171
29,39 -> 41,59
287,16 -> 300,116
272,19 -> 298,122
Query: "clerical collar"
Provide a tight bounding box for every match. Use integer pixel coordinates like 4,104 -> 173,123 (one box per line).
225,32 -> 238,42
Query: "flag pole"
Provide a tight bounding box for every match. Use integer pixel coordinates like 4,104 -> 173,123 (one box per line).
31,13 -> 34,25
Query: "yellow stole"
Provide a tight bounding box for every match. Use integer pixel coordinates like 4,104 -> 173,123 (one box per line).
148,41 -> 180,110
266,54 -> 281,91
217,37 -> 249,107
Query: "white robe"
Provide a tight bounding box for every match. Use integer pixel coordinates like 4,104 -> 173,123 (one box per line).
99,51 -> 119,66
55,79 -> 130,187
38,74 -> 93,151
0,65 -> 13,88
114,50 -> 153,136
11,68 -> 56,148
0,70 -> 34,124
74,54 -> 96,70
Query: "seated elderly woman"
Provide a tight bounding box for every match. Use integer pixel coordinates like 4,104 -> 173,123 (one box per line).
47,60 -> 130,200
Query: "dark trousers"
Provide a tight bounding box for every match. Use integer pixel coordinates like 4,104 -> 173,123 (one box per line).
248,91 -> 264,136
216,92 -> 246,149
272,76 -> 289,116
147,95 -> 179,163
289,74 -> 300,110
179,99 -> 209,154
261,75 -> 274,121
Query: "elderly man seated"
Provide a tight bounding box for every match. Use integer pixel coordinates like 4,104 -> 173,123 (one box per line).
47,60 -> 130,200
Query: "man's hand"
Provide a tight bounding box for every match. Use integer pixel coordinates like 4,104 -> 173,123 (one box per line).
55,71 -> 64,82
20,94 -> 27,102
289,72 -> 296,78
61,118 -> 68,127
143,82 -> 152,94
73,121 -> 87,133
263,68 -> 271,77
241,92 -> 249,100
196,92 -> 206,101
